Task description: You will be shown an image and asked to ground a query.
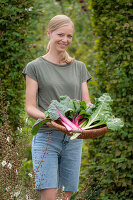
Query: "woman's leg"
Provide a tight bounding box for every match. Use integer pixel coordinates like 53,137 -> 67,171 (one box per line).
40,188 -> 56,200
32,132 -> 60,191
40,188 -> 72,200
58,135 -> 83,193
57,189 -> 72,200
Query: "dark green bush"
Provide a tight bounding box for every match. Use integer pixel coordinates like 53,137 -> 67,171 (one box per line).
0,0 -> 36,131
85,0 -> 133,199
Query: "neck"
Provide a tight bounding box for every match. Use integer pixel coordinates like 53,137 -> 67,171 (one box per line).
43,51 -> 66,65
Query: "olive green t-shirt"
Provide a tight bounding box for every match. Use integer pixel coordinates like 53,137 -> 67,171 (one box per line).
22,56 -> 91,132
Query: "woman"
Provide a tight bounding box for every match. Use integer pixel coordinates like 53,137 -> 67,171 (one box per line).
22,15 -> 92,200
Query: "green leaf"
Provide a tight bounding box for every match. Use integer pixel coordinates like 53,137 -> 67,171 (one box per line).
31,118 -> 51,135
47,99 -> 74,120
107,118 -> 124,131
59,95 -> 75,110
82,93 -> 113,130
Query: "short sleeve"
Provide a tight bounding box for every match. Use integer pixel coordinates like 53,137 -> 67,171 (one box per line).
81,63 -> 92,83
22,62 -> 38,82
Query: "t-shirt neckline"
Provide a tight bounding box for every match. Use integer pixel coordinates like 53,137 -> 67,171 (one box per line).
40,56 -> 74,67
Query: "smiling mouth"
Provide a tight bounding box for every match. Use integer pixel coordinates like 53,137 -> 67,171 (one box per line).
58,43 -> 67,47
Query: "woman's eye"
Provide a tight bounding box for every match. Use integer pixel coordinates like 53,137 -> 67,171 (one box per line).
58,34 -> 63,37
57,34 -> 72,38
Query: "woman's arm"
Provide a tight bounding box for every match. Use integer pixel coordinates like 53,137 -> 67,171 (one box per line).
81,81 -> 93,106
25,75 -> 45,120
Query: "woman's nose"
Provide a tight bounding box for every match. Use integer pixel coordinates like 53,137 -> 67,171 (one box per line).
61,36 -> 67,42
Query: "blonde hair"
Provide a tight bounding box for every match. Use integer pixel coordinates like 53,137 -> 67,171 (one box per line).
46,15 -> 75,64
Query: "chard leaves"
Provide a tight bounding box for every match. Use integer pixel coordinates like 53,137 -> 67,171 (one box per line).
31,118 -> 51,135
106,118 -> 124,131
31,93 -> 124,137
82,93 -> 113,130
46,99 -> 74,120
59,95 -> 75,110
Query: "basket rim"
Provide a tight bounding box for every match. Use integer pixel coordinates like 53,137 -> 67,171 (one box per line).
47,120 -> 109,139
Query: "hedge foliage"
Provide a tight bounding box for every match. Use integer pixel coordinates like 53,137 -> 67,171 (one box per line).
0,0 -> 36,131
85,0 -> 133,199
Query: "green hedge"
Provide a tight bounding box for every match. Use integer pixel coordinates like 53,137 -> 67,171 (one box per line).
0,0 -> 36,131
85,0 -> 133,199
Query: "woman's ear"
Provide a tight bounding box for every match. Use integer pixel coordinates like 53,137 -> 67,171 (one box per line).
46,29 -> 51,38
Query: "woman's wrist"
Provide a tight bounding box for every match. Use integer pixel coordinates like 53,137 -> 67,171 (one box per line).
26,106 -> 46,120
36,112 -> 46,120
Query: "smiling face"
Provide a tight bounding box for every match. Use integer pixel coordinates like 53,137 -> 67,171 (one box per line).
47,24 -> 74,53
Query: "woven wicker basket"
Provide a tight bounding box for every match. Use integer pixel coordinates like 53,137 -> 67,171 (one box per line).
47,120 -> 109,139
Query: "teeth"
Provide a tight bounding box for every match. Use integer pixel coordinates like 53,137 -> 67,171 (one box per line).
58,43 -> 67,46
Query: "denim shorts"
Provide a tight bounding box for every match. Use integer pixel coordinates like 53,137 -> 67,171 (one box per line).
31,130 -> 83,192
